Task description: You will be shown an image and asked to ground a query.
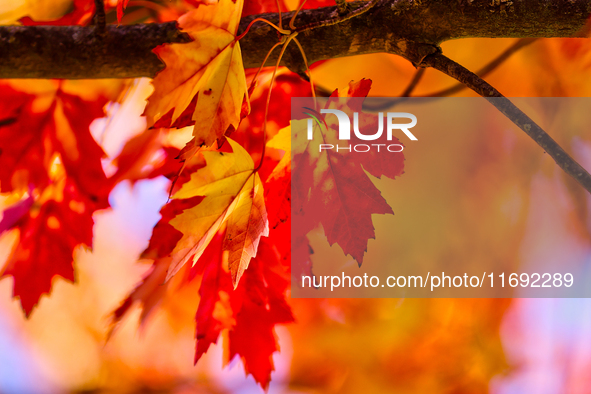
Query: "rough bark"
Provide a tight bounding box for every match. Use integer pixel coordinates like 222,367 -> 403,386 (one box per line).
0,0 -> 589,79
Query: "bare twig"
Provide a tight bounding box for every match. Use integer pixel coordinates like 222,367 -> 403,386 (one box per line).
420,38 -> 538,97
421,52 -> 591,195
401,68 -> 426,97
363,38 -> 536,111
361,68 -> 426,111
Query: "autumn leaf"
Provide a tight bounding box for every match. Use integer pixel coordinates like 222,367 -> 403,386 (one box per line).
191,231 -> 234,362
112,137 -> 272,345
0,84 -> 112,314
144,0 -> 250,147
111,141 -> 291,386
226,237 -> 294,389
291,79 -> 405,264
116,0 -> 129,22
0,178 -> 98,315
113,228 -> 292,389
159,138 -> 268,287
0,84 -> 111,207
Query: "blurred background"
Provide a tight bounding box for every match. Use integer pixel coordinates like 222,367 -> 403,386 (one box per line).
2,0 -> 591,393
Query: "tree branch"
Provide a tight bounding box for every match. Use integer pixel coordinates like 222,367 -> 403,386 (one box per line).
0,0 -> 589,79
421,52 -> 591,195
419,38 -> 538,97
0,22 -> 191,79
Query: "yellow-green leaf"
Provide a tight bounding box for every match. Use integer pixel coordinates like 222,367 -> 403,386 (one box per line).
144,0 -> 249,147
166,139 -> 268,287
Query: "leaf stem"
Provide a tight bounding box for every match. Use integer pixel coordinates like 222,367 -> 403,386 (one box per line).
276,0 -> 283,30
292,37 -> 315,99
236,18 -> 291,41
289,0 -> 309,30
249,41 -> 283,92
254,32 -> 298,172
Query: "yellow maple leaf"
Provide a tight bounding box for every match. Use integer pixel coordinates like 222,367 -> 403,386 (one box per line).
166,138 -> 269,287
144,0 -> 249,147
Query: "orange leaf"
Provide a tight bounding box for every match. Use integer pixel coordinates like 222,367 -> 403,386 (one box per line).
159,138 -> 268,287
291,79 -> 405,264
144,0 -> 250,147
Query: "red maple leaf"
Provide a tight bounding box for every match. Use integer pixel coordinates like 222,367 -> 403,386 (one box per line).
116,0 -> 130,22
111,143 -> 293,388
227,237 -> 293,389
1,180 -> 96,315
292,79 -> 405,264
0,84 -> 111,315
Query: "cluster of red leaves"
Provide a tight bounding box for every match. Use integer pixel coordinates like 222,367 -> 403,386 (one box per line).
111,162 -> 293,388
1,0 -> 402,389
0,73 -> 298,387
0,84 -> 111,315
109,71 -> 308,388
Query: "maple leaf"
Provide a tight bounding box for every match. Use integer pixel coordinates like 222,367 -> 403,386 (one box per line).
192,232 -> 234,362
291,79 -> 405,264
111,149 -> 291,386
116,0 -> 130,22
226,237 -> 294,389
113,228 -> 292,389
0,178 -> 98,315
110,197 -> 203,329
144,0 -> 250,147
0,85 -> 111,208
0,84 -> 112,314
163,138 -> 268,287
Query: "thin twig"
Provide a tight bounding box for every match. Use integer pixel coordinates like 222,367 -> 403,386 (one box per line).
361,67 -> 426,111
422,52 -> 591,195
254,33 -> 298,172
290,0 -> 309,30
420,38 -> 538,97
401,67 -> 426,97
249,41 -> 282,92
275,0 -> 283,30
364,38 -> 535,112
236,17 -> 290,40
292,37 -> 316,99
